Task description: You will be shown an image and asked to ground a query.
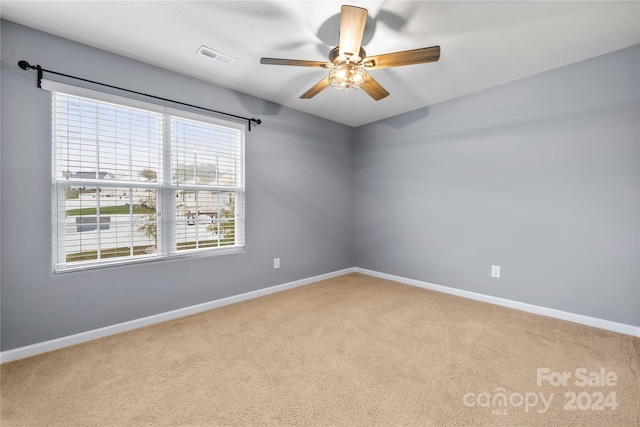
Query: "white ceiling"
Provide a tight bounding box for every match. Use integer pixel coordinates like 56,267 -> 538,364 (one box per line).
2,1 -> 639,127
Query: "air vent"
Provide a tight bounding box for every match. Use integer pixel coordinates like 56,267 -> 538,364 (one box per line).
197,45 -> 236,65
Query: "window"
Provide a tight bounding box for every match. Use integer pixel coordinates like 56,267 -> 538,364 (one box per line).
47,81 -> 245,272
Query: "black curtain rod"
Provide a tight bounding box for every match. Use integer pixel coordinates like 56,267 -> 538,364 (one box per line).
18,60 -> 262,131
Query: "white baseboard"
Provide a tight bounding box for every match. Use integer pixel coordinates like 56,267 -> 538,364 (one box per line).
354,267 -> 640,338
0,267 -> 355,364
2,266 -> 637,363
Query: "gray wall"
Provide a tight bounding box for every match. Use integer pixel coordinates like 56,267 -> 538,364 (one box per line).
355,45 -> 640,327
0,21 -> 355,351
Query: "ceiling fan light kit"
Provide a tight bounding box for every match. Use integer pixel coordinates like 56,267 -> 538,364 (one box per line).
329,60 -> 368,90
260,5 -> 440,101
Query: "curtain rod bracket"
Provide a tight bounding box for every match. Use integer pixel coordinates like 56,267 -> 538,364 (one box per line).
18,61 -> 42,87
18,60 -> 262,130
36,65 -> 43,88
249,118 -> 262,131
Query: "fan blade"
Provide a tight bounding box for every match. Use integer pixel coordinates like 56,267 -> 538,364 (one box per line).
361,75 -> 389,101
363,46 -> 440,70
260,58 -> 333,68
339,5 -> 368,60
300,77 -> 331,99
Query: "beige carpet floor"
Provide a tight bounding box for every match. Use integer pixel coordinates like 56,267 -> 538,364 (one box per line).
1,273 -> 638,426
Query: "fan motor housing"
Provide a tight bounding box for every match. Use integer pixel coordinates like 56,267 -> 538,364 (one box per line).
329,46 -> 367,64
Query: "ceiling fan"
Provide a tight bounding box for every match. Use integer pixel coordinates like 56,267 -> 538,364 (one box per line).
260,5 -> 440,101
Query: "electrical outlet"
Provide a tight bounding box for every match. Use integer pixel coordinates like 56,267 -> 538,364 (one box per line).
273,258 -> 280,269
491,265 -> 501,278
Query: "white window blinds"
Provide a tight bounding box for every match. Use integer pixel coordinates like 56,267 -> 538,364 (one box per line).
46,80 -> 245,272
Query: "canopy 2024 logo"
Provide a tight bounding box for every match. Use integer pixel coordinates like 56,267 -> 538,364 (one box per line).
463,367 -> 618,416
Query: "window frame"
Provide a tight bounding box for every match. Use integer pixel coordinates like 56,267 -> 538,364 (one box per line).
46,80 -> 246,273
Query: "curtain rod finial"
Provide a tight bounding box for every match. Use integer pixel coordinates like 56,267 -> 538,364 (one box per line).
18,60 -> 35,70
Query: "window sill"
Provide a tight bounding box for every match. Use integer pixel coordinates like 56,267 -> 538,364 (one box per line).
54,246 -> 245,274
